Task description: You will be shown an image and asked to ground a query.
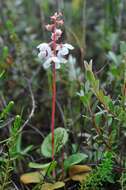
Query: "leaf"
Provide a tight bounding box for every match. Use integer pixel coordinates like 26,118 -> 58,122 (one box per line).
0,71 -> 5,79
86,70 -> 95,84
80,92 -> 92,106
11,115 -> 21,134
41,127 -> 68,158
20,171 -> 44,184
0,101 -> 14,119
108,117 -> 113,127
108,100 -> 114,112
29,162 -> 52,169
98,90 -> 104,100
94,79 -> 99,91
94,110 -> 107,125
41,181 -> 65,190
69,165 -> 91,182
69,165 -> 92,177
9,115 -> 22,156
95,114 -> 102,126
64,153 -> 88,170
21,145 -> 33,155
2,46 -> 9,59
15,133 -> 33,156
103,96 -> 111,105
70,173 -> 89,182
28,161 -> 57,176
107,51 -> 118,65
120,41 -> 126,54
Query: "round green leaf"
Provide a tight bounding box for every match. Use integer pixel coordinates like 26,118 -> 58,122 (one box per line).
41,127 -> 68,158
64,153 -> 88,170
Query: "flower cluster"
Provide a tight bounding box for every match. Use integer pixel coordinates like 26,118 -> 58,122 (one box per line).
37,12 -> 74,69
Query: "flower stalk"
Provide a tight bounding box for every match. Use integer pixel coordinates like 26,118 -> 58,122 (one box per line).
51,22 -> 57,162
37,12 -> 74,175
51,62 -> 56,162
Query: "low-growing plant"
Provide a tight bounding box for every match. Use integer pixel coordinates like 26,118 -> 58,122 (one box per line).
118,172 -> 126,190
80,151 -> 114,190
0,115 -> 21,190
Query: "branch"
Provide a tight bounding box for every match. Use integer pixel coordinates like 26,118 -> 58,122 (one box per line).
19,80 -> 36,132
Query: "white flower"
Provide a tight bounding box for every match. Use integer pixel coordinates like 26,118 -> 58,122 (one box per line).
57,46 -> 69,56
63,43 -> 74,50
57,43 -> 74,64
43,56 -> 61,69
37,43 -> 52,59
57,43 -> 74,55
37,42 -> 74,70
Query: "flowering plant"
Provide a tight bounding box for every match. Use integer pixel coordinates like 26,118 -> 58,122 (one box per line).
37,12 -> 74,69
37,12 -> 74,168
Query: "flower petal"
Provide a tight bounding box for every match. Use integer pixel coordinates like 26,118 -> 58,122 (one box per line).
59,57 -> 67,63
57,47 -> 69,57
38,51 -> 46,59
55,62 -> 61,69
37,43 -> 49,50
61,47 -> 69,55
64,43 -> 74,50
52,56 -> 60,63
43,58 -> 52,69
37,43 -> 51,53
51,56 -> 61,69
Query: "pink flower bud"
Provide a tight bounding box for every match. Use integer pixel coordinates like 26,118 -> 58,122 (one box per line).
55,29 -> 62,37
51,29 -> 62,41
50,15 -> 56,21
50,12 -> 63,21
56,20 -> 64,25
45,24 -> 54,31
50,12 -> 58,20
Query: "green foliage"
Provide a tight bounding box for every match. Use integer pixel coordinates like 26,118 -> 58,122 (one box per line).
9,115 -> 22,157
119,172 -> 126,190
64,153 -> 88,171
29,161 -> 55,169
0,102 -> 33,189
0,101 -> 14,120
80,152 -> 114,190
41,127 -> 68,158
0,115 -> 22,190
